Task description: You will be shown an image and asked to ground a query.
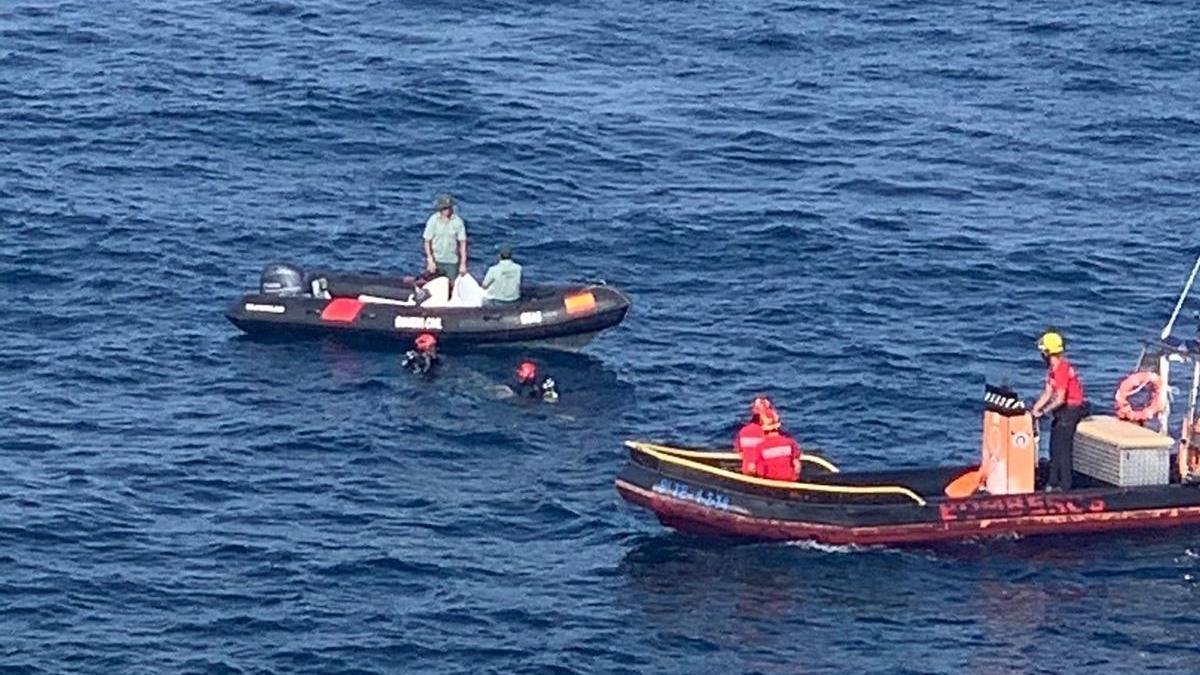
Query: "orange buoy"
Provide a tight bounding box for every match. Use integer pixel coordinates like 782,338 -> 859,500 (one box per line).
1114,371 -> 1164,423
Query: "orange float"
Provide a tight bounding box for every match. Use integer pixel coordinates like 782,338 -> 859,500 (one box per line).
1114,371 -> 1164,423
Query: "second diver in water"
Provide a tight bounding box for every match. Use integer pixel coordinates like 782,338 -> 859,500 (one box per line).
401,333 -> 441,375
513,360 -> 558,403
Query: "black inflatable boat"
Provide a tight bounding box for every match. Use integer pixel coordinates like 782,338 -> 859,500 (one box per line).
615,441 -> 1200,546
226,263 -> 632,350
619,256 -> 1200,546
617,378 -> 1200,546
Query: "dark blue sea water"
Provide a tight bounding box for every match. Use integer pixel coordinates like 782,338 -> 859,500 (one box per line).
4,0 -> 1200,672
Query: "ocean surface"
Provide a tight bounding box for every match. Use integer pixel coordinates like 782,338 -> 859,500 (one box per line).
3,0 -> 1200,672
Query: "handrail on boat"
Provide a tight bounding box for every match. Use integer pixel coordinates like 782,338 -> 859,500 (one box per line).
624,441 -> 927,506
632,442 -> 841,473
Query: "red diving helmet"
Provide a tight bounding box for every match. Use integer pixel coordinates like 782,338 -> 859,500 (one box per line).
516,360 -> 538,383
415,333 -> 437,353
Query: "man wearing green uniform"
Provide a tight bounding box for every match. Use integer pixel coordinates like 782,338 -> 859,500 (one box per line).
482,244 -> 522,304
423,193 -> 468,280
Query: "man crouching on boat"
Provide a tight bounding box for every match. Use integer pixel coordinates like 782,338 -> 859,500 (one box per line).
734,397 -> 801,481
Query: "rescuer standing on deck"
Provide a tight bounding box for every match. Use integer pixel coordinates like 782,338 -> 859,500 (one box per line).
1030,330 -> 1088,491
423,194 -> 468,282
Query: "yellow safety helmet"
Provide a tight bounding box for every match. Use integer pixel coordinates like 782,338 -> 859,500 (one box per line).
1037,331 -> 1064,356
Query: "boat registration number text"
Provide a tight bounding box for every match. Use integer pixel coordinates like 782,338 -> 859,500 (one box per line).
653,478 -> 731,511
394,316 -> 443,331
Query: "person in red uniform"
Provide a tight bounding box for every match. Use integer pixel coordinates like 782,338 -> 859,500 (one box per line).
734,397 -> 802,481
1030,330 -> 1088,491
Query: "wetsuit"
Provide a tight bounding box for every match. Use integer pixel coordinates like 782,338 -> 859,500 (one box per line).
516,376 -> 557,402
402,350 -> 438,375
1047,357 -> 1087,490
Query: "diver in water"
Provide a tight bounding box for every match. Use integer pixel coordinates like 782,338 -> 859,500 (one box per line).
401,333 -> 441,375
514,360 -> 558,403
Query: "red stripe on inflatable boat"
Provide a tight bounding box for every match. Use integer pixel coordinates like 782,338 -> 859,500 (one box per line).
614,480 -> 1200,546
320,298 -> 364,322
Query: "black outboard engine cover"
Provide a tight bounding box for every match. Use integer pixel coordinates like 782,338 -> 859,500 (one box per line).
259,263 -> 305,296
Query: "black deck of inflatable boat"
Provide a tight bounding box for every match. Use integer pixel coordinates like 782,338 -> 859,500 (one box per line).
226,271 -> 631,350
615,442 -> 1200,545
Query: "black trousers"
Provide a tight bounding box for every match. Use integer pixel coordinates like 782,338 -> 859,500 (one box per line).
1049,404 -> 1088,489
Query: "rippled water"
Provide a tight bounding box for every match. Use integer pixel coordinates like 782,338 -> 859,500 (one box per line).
3,0 -> 1200,672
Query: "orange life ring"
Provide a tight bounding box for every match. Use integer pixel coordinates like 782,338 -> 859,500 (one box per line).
1114,371 -> 1164,423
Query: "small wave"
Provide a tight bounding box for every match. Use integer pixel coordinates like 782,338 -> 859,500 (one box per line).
317,556 -> 444,579
783,539 -> 897,555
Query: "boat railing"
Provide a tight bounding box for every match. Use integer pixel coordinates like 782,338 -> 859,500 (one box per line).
624,441 -> 927,506
634,442 -> 841,473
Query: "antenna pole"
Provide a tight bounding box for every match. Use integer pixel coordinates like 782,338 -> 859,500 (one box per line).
1161,254 -> 1200,340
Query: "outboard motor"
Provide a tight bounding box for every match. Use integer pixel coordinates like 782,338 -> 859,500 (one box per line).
259,263 -> 305,296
